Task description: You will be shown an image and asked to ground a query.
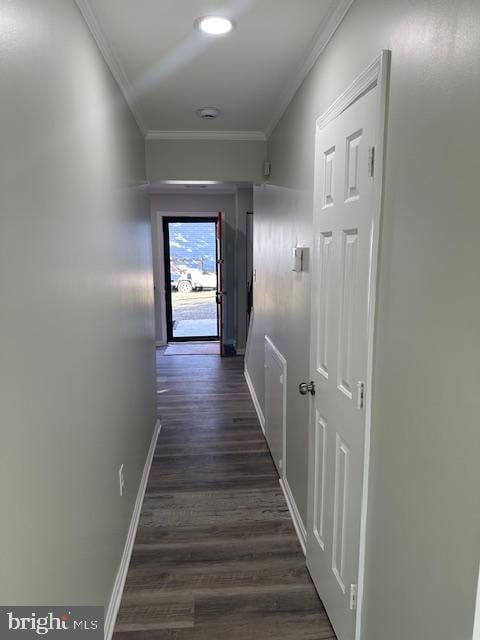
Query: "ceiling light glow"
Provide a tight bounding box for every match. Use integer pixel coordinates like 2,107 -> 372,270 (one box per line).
163,180 -> 220,186
196,16 -> 234,36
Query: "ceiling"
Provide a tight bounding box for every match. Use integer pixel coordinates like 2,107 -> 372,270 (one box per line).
76,0 -> 354,137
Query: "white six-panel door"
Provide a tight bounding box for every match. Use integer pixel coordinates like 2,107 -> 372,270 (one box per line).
306,86 -> 378,640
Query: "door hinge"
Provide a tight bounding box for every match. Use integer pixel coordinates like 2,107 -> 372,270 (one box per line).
349,584 -> 358,610
356,381 -> 366,410
368,146 -> 375,177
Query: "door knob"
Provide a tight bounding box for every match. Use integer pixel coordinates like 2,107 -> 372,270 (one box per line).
299,381 -> 315,396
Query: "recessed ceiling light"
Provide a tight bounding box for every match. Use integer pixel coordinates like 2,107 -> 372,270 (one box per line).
195,16 -> 234,36
163,180 -> 220,186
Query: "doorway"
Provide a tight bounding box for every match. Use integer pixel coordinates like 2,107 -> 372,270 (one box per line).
306,52 -> 389,640
163,216 -> 222,343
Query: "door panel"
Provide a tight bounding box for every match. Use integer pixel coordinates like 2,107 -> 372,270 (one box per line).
313,412 -> 327,550
337,229 -> 358,399
316,232 -> 333,379
307,87 -> 378,640
264,337 -> 286,474
332,433 -> 350,593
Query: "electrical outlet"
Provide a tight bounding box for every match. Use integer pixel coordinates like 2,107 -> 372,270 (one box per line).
118,464 -> 124,497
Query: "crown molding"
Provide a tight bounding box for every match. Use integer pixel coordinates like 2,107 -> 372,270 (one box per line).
76,0 -> 355,142
145,130 -> 267,142
75,0 -> 148,135
264,0 -> 356,138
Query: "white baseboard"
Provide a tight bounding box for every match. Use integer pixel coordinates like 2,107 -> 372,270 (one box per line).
473,564 -> 480,640
236,348 -> 246,355
244,368 -> 265,435
104,419 -> 161,640
279,477 -> 307,556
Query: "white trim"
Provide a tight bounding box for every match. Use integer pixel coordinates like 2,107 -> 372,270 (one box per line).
316,54 -> 383,130
104,420 -> 161,640
244,309 -> 255,366
279,478 -> 307,556
472,563 -> 480,640
146,130 -> 266,142
235,348 -> 246,355
354,50 -> 390,640
264,336 -> 287,367
151,211 -> 167,346
75,0 -> 148,135
244,367 -> 265,435
265,0 -> 356,137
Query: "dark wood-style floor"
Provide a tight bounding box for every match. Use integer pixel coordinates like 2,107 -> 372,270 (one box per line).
113,350 -> 336,639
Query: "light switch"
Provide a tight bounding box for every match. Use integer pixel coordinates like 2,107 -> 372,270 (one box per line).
292,247 -> 304,272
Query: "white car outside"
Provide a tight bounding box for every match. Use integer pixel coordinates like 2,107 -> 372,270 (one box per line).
173,268 -> 216,293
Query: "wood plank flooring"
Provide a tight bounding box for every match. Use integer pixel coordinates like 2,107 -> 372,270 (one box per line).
113,350 -> 336,640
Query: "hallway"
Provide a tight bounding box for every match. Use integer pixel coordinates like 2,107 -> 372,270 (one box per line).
3,2 -> 480,639
113,351 -> 335,639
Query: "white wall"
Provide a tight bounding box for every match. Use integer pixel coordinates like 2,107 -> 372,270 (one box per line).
146,139 -> 266,184
0,0 -> 156,608
247,184 -> 312,519
247,0 -> 480,639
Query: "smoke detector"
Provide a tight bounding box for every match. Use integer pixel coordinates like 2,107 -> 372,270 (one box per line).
197,107 -> 220,120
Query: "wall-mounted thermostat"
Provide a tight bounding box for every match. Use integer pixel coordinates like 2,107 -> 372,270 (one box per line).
292,247 -> 305,272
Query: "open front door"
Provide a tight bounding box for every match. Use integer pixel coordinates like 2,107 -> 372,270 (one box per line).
216,212 -> 225,356
163,217 -> 219,343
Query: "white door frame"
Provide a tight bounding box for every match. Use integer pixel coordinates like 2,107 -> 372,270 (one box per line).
473,563 -> 480,640
310,50 -> 391,640
152,210 -> 220,346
